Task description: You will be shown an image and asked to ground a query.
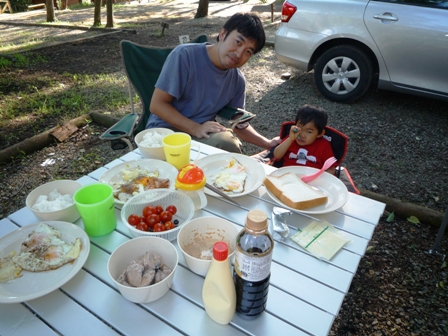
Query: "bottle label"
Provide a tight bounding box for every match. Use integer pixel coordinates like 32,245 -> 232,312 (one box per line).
234,251 -> 272,282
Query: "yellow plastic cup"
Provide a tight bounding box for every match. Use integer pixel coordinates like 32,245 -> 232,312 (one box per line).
73,183 -> 117,237
162,133 -> 192,170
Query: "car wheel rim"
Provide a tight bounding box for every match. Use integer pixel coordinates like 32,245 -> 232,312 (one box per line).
321,56 -> 361,95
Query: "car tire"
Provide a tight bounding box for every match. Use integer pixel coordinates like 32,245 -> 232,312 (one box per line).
314,45 -> 373,103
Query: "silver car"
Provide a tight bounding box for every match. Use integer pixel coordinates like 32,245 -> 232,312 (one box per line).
274,0 -> 448,102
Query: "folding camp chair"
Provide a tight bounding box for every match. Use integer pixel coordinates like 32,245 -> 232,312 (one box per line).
252,121 -> 360,194
100,35 -> 252,150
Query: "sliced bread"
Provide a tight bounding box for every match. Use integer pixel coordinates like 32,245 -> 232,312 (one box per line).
264,172 -> 327,210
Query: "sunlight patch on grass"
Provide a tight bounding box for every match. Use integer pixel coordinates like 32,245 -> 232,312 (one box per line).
0,69 -> 131,130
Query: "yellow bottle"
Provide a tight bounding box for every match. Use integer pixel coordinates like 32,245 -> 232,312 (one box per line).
202,242 -> 236,324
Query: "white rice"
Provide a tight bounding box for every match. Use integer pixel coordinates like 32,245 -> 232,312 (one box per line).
139,131 -> 165,148
32,189 -> 74,212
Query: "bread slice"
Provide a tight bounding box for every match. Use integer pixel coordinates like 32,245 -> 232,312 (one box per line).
264,172 -> 327,210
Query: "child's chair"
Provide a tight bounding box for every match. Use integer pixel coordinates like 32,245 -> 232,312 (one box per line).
252,121 -> 360,194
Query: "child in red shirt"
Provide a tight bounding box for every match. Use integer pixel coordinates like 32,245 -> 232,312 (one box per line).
273,104 -> 337,174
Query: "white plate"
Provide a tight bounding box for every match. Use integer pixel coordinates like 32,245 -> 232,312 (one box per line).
196,153 -> 266,198
99,159 -> 178,207
265,166 -> 349,214
0,221 -> 90,304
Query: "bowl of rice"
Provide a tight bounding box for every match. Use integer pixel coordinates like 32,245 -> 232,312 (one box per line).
26,180 -> 82,223
135,128 -> 174,160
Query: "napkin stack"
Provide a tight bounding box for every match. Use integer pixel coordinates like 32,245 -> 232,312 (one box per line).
291,220 -> 350,260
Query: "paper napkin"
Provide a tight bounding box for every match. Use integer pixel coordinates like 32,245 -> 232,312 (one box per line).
291,220 -> 350,260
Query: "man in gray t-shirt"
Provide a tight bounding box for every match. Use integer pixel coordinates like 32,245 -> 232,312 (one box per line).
148,13 -> 281,153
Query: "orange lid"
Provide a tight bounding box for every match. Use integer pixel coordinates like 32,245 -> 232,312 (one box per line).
175,164 -> 206,191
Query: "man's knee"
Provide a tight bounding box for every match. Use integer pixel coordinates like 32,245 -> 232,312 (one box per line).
199,130 -> 242,153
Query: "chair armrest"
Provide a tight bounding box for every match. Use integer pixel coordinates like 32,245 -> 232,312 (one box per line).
99,113 -> 139,140
217,106 -> 256,124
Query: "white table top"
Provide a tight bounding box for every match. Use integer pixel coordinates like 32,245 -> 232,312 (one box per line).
0,142 -> 385,336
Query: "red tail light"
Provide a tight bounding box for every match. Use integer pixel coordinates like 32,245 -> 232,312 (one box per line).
281,2 -> 297,23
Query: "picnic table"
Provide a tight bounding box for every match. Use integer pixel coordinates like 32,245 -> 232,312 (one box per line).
0,142 -> 385,335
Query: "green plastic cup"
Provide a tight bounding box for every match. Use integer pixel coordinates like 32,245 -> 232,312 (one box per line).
73,183 -> 117,237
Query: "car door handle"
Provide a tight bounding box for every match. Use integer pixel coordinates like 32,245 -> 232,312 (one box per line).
373,12 -> 398,22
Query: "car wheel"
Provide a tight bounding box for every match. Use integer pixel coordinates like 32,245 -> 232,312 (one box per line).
314,45 -> 373,103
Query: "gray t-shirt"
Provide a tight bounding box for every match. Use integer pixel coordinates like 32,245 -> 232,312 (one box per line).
146,43 -> 246,128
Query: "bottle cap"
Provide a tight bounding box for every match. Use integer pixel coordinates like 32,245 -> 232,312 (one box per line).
213,241 -> 228,261
175,164 -> 206,191
245,209 -> 268,234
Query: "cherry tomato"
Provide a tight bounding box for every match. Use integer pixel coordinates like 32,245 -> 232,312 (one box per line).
142,205 -> 157,218
127,214 -> 140,226
166,205 -> 177,215
136,222 -> 149,232
145,214 -> 161,228
155,205 -> 164,215
160,210 -> 172,223
153,223 -> 165,232
164,221 -> 175,230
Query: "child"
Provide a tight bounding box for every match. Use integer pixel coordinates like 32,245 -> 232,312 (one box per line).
273,104 -> 337,174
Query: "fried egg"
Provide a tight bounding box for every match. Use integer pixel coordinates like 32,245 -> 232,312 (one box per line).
12,223 -> 82,272
213,157 -> 247,194
0,251 -> 22,283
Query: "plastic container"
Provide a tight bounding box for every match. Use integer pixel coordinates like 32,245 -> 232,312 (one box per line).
175,164 -> 207,211
73,183 -> 117,236
121,189 -> 194,241
233,209 -> 274,319
202,242 -> 236,324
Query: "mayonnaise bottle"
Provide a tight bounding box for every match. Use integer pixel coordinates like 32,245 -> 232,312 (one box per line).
202,241 -> 236,324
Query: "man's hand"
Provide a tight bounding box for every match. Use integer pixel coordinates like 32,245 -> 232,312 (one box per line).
266,136 -> 282,148
193,121 -> 226,139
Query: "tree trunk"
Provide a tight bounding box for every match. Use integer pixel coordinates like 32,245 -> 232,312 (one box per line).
195,0 -> 209,18
46,0 -> 56,22
60,0 -> 67,10
106,0 -> 114,28
93,0 -> 102,26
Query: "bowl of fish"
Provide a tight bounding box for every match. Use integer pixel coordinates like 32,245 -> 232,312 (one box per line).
177,216 -> 240,276
99,159 -> 179,208
135,128 -> 174,160
121,189 -> 195,241
107,236 -> 178,303
26,180 -> 82,223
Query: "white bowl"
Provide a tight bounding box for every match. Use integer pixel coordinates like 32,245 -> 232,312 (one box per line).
108,236 -> 178,303
26,180 -> 82,223
99,159 -> 178,208
135,128 -> 174,160
121,189 -> 195,241
177,217 -> 240,276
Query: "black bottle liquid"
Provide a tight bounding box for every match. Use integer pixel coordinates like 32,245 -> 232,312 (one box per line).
234,209 -> 274,319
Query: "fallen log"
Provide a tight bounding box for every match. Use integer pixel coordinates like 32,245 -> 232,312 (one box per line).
0,114 -> 91,164
89,111 -> 120,128
360,188 -> 444,228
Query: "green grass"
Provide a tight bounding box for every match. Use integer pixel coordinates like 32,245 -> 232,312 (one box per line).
0,54 -> 131,132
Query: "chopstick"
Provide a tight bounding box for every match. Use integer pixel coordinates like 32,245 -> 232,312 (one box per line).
205,183 -> 240,206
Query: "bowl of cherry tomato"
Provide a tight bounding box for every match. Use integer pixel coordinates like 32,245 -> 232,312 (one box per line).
121,189 -> 195,241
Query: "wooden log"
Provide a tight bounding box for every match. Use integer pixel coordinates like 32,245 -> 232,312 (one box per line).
89,111 -> 120,128
360,188 -> 444,228
0,114 -> 91,164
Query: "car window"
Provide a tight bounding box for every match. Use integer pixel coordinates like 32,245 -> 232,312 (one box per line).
373,0 -> 448,9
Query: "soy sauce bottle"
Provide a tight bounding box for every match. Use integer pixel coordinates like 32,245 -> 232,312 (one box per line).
233,209 -> 274,319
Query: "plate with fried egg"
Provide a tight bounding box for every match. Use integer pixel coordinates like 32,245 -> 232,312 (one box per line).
196,153 -> 266,198
0,221 -> 90,303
